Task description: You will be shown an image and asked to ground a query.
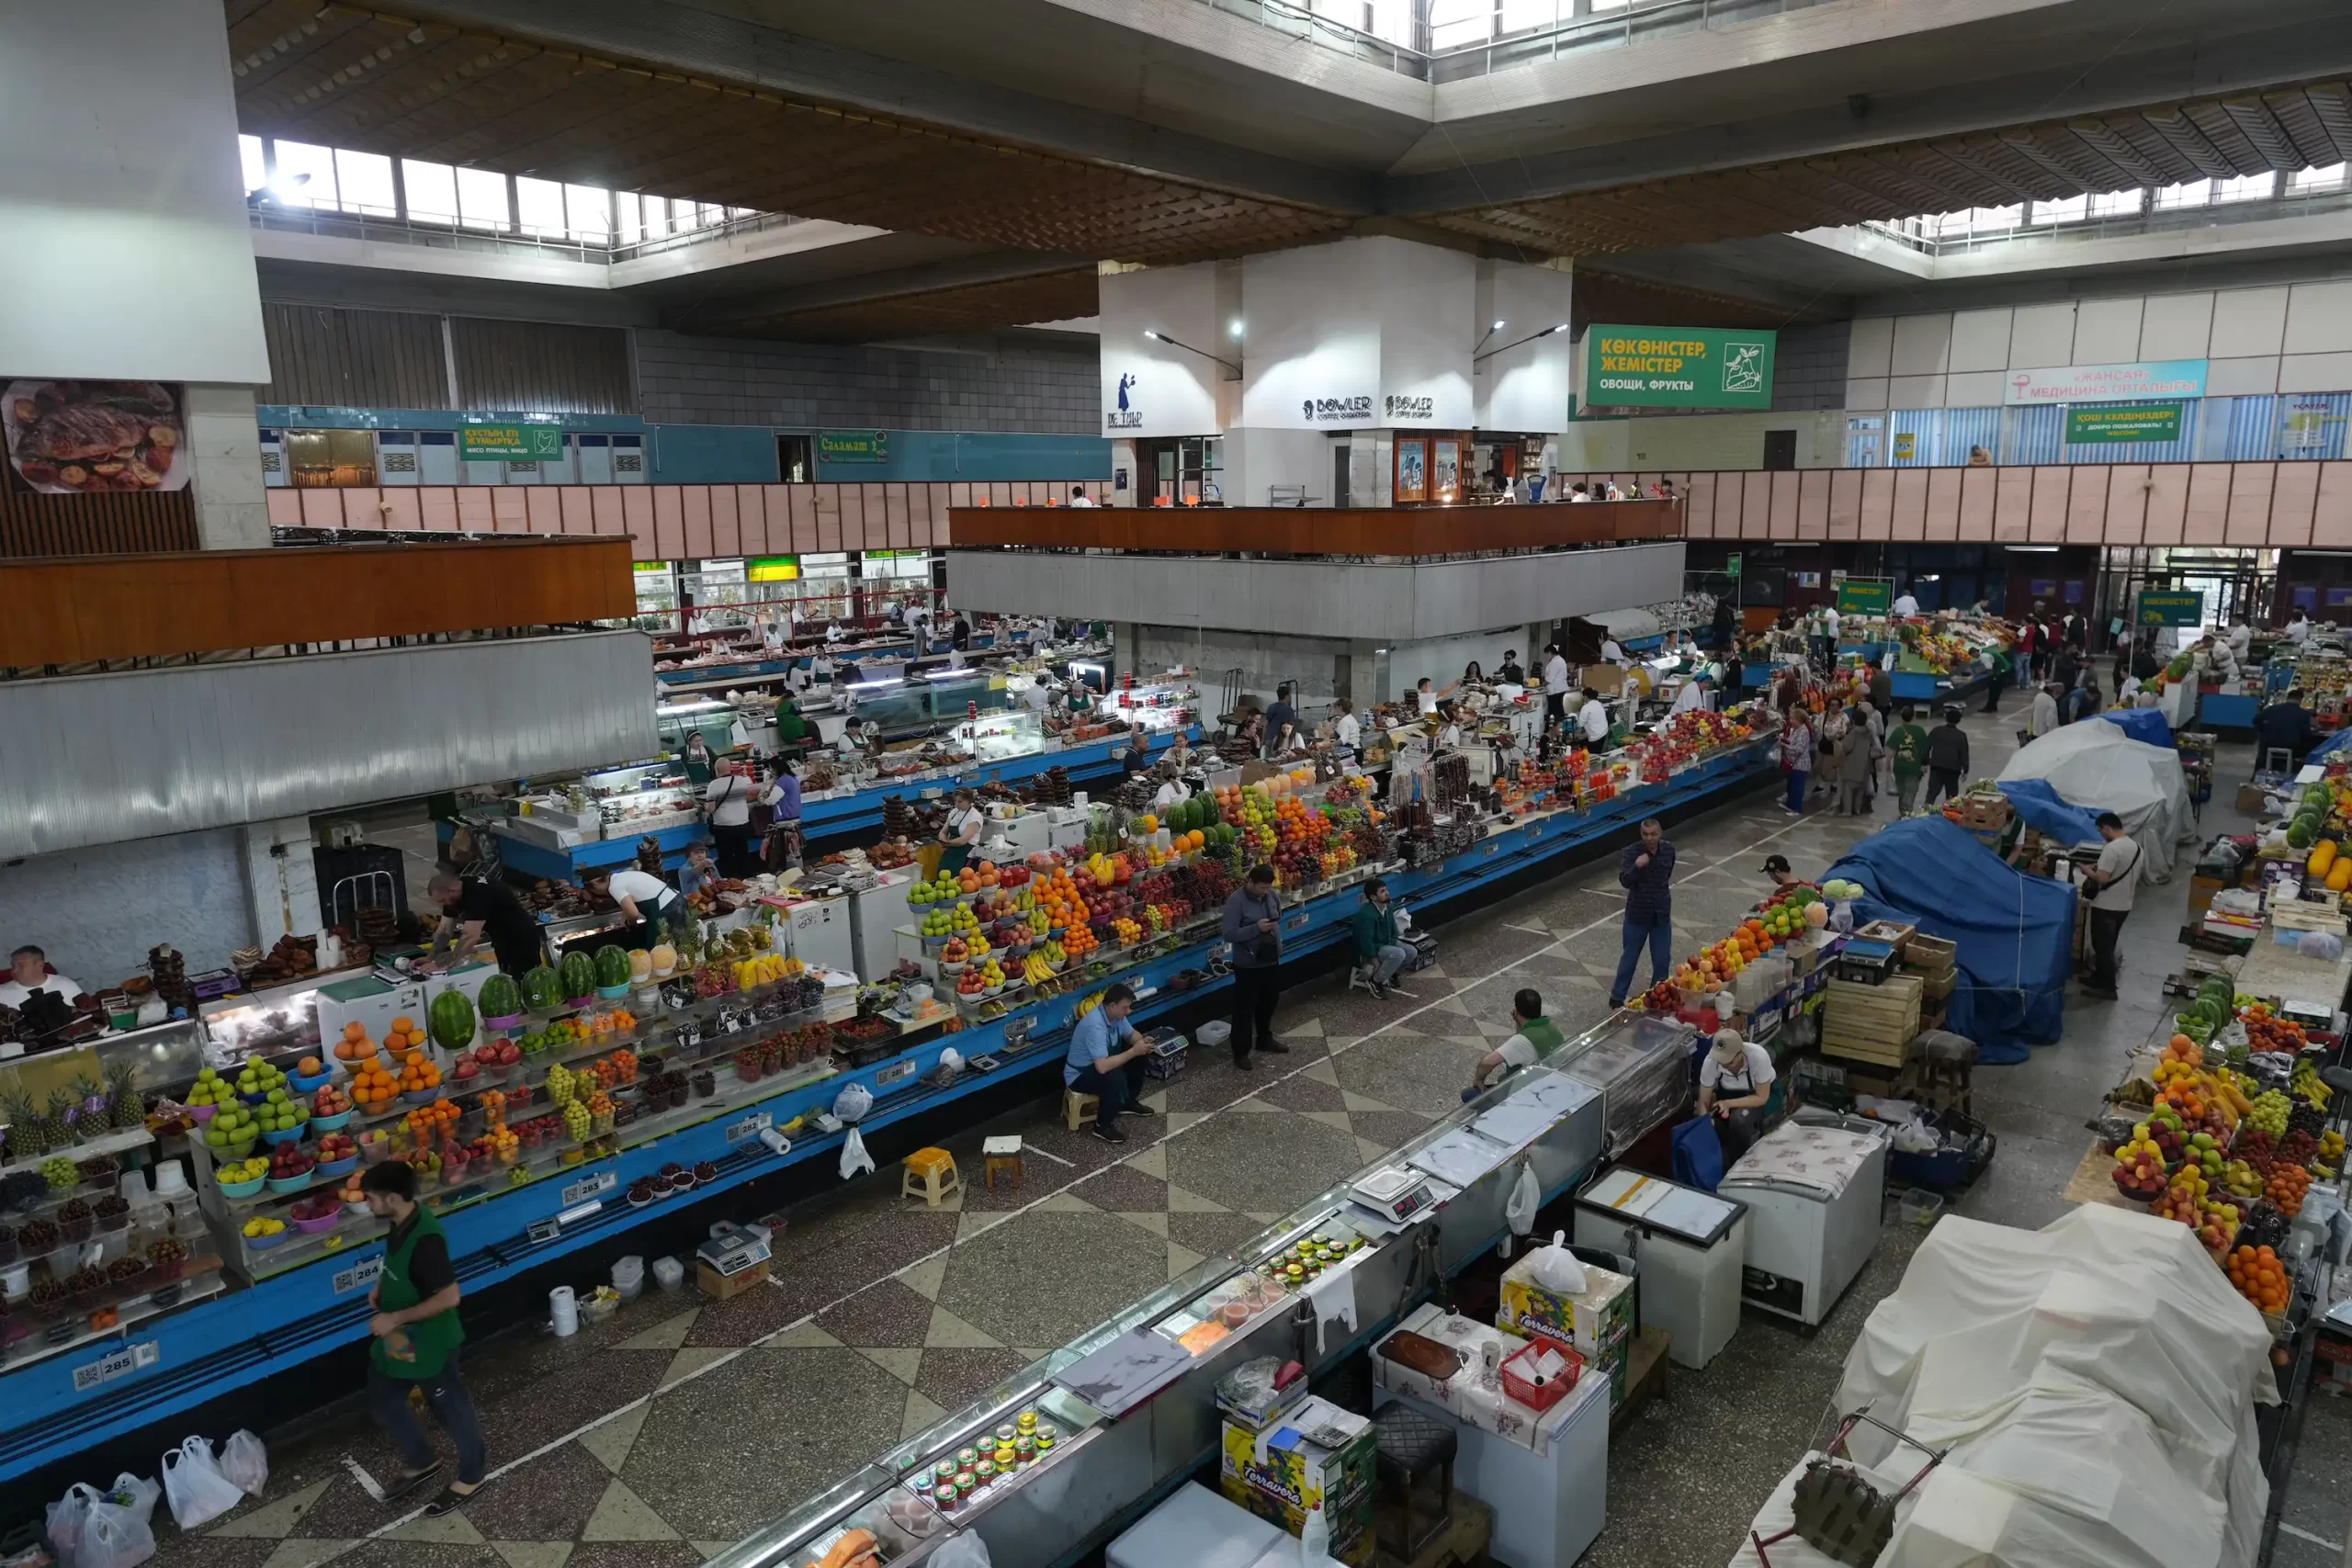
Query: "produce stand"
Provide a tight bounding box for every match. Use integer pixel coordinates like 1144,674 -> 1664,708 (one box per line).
0,730 -> 1778,1485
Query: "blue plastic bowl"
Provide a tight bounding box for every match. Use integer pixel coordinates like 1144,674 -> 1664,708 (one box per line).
218,1173 -> 266,1200
266,1170 -> 315,1194
315,1155 -> 357,1179
288,1069 -> 333,1095
245,1226 -> 288,1249
260,1122 -> 309,1146
310,1110 -> 352,1133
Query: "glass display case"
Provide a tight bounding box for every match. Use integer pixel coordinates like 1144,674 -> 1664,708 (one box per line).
1091,675 -> 1197,731
653,695 -> 740,755
198,971 -> 365,1067
956,707 -> 1045,764
849,674 -> 1011,739
586,761 -> 702,837
1,1017 -> 206,1107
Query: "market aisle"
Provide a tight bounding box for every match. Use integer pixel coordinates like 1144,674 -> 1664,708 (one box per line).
148,704 -> 2236,1568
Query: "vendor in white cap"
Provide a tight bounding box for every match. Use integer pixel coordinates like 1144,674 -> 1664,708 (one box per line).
1696,1027 -> 1776,1161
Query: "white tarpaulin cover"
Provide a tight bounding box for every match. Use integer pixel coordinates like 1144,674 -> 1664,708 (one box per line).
1996,722 -> 2194,884
1743,1206 -> 2275,1568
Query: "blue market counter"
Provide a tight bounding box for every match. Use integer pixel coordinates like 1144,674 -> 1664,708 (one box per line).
0,739 -> 1773,1483
2199,692 -> 2260,731
797,728 -> 1199,845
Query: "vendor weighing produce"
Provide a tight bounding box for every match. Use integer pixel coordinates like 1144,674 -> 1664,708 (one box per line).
421,873 -> 546,978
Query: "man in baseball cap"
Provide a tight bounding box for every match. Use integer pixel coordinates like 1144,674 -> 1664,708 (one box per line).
1760,854 -> 1797,894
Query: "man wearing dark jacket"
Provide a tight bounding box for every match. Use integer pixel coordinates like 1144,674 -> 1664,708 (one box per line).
1350,878 -> 1412,999
2254,690 -> 2316,771
1220,866 -> 1289,1068
1608,818 -> 1677,1009
1923,705 -> 1970,806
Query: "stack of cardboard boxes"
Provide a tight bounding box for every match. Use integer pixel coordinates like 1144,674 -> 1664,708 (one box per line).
1216,1372 -> 1376,1564
1496,1250 -> 1637,1411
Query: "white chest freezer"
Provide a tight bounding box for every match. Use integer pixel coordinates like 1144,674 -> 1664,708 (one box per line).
847,868 -> 915,982
1718,1112 -> 1890,1327
764,889 -> 858,976
1573,1166 -> 1747,1371
1107,1483 -> 1293,1568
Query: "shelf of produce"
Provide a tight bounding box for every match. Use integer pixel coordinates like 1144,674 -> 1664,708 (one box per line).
0,1128 -> 153,1179
6,1264 -> 229,1373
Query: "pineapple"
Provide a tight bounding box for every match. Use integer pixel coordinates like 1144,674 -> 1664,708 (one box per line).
47,1086 -> 81,1145
106,1062 -> 145,1132
0,1086 -> 47,1160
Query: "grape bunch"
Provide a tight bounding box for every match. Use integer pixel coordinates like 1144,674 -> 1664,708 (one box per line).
2288,1099 -> 2326,1141
2245,1091 -> 2292,1138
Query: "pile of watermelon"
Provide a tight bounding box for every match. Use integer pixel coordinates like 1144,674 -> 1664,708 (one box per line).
2286,784 -> 2335,852
2176,974 -> 2239,1046
559,948 -> 598,1004
522,964 -> 563,1014
1161,794 -> 1231,843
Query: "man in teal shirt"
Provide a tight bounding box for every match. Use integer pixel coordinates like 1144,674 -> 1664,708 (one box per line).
1350,878 -> 1413,999
1062,983 -> 1156,1143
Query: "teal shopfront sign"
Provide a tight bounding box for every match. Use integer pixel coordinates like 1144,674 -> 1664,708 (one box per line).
1584,324 -> 1776,410
459,423 -> 563,459
818,430 -> 889,463
2065,402 -> 2183,445
2137,590 -> 2204,627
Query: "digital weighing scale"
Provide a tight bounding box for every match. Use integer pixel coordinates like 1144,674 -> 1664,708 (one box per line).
695,1221 -> 773,1280
1350,1163 -> 1442,1225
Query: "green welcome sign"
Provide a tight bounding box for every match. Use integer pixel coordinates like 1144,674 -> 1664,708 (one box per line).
459,423 -> 563,459
1837,580 -> 1891,616
818,430 -> 889,463
2066,402 -> 2183,445
2138,591 -> 2204,627
1585,324 -> 1777,410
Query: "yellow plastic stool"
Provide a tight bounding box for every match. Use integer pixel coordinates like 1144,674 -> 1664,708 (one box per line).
1062,1089 -> 1100,1132
900,1147 -> 962,1208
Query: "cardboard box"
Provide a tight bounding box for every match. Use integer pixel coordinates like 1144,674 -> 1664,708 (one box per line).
1497,1258 -> 1635,1409
2188,874 -> 2226,921
2238,783 -> 2275,815
1219,1395 -> 1376,1564
696,1259 -> 769,1300
1580,665 -> 1627,696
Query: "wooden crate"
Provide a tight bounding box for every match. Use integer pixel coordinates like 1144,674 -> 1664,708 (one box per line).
1853,919 -> 1917,953
1822,975 -> 1922,1066
1900,933 -> 1958,970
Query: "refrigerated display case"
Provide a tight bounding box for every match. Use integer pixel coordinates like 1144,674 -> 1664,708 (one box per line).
1556,1010 -> 1700,1156
1091,676 -> 1198,733
956,708 -> 1046,765
589,763 -> 703,838
199,972 -> 370,1067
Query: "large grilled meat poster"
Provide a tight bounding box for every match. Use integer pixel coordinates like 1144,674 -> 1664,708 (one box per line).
4,379 -> 189,493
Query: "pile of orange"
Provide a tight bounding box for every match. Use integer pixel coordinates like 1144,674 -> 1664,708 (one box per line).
479,1088 -> 507,1128
1736,919 -> 1773,956
334,1022 -> 379,1064
2227,1245 -> 2291,1314
2267,1162 -> 2311,1215
1062,921 -> 1098,957
1172,829 -> 1206,852
1035,869 -> 1089,929
404,1099 -> 458,1141
397,1047 -> 441,1094
351,1058 -> 399,1112
385,1015 -> 430,1055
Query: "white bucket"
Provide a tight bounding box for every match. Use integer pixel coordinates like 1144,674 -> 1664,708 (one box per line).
651,1255 -> 685,1292
550,1284 -> 579,1337
612,1256 -> 645,1302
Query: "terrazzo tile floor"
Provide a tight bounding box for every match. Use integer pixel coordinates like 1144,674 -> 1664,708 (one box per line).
141,709 -> 2340,1568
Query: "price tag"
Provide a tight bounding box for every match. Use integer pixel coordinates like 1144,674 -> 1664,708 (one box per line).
876,1059 -> 916,1088
71,1340 -> 157,1394
561,1169 -> 616,1207
675,1021 -> 702,1050
526,1217 -> 561,1245
726,1111 -> 774,1145
331,1257 -> 385,1297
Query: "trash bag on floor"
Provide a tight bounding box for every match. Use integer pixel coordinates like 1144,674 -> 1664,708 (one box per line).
219,1430 -> 268,1496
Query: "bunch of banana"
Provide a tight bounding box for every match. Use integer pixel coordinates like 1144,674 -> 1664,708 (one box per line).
1023,953 -> 1057,986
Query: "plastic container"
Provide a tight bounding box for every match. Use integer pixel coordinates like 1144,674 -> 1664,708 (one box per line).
652,1255 -> 685,1292
151,1161 -> 191,1199
266,1171 -> 314,1195
291,1210 -> 342,1235
260,1122 -> 309,1146
315,1155 -> 357,1179
288,1068 -> 333,1095
311,1110 -> 353,1134
187,1103 -> 215,1125
1195,1020 -> 1233,1051
1898,1189 -> 1945,1227
247,1226 -> 288,1250
612,1255 -> 645,1302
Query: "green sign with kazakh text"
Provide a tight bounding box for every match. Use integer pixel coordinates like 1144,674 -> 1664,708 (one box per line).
2138,591 -> 2204,627
1837,580 -> 1891,617
818,430 -> 889,463
1585,324 -> 1776,410
459,423 -> 563,460
2066,402 -> 2183,446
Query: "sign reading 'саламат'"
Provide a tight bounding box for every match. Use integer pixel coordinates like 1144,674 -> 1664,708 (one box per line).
1584,324 -> 1776,411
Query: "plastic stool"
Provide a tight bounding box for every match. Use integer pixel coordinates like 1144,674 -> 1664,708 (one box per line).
982,1134 -> 1024,1189
900,1147 -> 962,1207
1062,1089 -> 1099,1132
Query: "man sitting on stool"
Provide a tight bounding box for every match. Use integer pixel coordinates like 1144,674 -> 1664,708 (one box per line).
1463,989 -> 1565,1100
1351,877 -> 1415,1000
1062,982 -> 1159,1144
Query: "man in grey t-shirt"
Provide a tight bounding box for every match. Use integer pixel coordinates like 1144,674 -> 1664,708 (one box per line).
2081,811 -> 2140,999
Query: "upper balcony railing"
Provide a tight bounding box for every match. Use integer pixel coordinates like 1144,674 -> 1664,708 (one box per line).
1195,0 -> 1884,83
249,198 -> 809,269
1851,172 -> 2352,257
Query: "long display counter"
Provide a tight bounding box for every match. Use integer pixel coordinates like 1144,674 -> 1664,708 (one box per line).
0,737 -> 1772,1486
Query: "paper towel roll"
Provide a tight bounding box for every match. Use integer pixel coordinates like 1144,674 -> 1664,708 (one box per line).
550,1285 -> 579,1337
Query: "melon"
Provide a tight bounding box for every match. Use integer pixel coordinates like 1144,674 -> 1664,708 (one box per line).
1804,902 -> 1829,929
2304,784 -> 2333,812
476,973 -> 523,1023
2288,817 -> 2320,852
559,948 -> 598,1002
650,942 -> 678,977
594,945 -> 633,990
2165,653 -> 2195,681
629,949 -> 653,983
428,987 -> 478,1052
522,965 -> 562,1013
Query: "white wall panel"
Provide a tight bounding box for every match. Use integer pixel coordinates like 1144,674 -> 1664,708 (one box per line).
1098,263 -> 1222,437
0,0 -> 268,381
1240,243 -> 1384,430
1377,241 -> 1476,428
2007,304 -> 2077,369
2073,298 -> 2145,366
1846,378 -> 1890,411
2140,292 -> 2215,359
1890,313 -> 1952,376
2211,287 -> 2290,357
1945,370 -> 2008,406
2278,353 -> 2352,393
1476,259 -> 1574,434
1848,317 -> 1894,378
1948,310 -> 2013,373
2207,356 -> 2282,395
2286,281 -> 2352,355
1888,375 -> 1947,408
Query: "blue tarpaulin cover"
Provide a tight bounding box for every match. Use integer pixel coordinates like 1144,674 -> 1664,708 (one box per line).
1996,779 -> 2104,847
2313,728 -> 2352,763
1823,818 -> 2076,1065
2096,707 -> 2173,746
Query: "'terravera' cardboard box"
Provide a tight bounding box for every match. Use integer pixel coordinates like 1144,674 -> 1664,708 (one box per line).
1497,1258 -> 1635,1408
1218,1394 -> 1375,1564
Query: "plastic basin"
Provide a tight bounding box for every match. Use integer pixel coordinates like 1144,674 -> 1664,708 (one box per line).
218,1174 -> 266,1199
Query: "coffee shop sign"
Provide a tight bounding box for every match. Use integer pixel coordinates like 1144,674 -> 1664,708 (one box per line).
1384,394 -> 1434,421
1107,372 -> 1143,429
1303,395 -> 1374,424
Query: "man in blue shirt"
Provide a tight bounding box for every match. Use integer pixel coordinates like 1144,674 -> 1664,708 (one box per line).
1608,817 -> 1677,1009
1062,982 -> 1157,1143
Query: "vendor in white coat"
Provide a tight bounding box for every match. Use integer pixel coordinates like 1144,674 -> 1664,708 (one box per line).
1577,688 -> 1612,747
0,945 -> 79,1009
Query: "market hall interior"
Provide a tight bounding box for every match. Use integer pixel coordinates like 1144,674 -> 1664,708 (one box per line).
10,1 -> 2352,1567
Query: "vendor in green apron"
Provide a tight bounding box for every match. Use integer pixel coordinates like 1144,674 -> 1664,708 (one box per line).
775,694 -> 810,751
360,1160 -> 487,1516
936,787 -> 985,876
1462,988 -> 1566,1100
682,729 -> 715,785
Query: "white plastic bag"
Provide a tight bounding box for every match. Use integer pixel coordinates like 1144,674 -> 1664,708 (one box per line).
48,1483 -> 103,1565
838,1125 -> 875,1179
75,1498 -> 154,1568
219,1430 -> 269,1496
107,1474 -> 161,1525
160,1438 -> 245,1529
931,1534 -> 992,1568
831,1082 -> 873,1123
1503,1163 -> 1540,1238
1528,1230 -> 1589,1296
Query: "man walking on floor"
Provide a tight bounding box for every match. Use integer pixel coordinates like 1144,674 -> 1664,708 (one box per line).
1221,864 -> 1290,1068
2081,811 -> 2141,999
1886,705 -> 1928,816
1610,818 -> 1677,1009
1922,705 -> 1969,807
359,1161 -> 487,1515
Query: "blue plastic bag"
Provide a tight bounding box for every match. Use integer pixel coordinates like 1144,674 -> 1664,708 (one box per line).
1671,1115 -> 1725,1191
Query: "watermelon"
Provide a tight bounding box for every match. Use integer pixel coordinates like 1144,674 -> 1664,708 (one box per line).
2165,653 -> 2195,681
559,948 -> 598,1002
2304,784 -> 2333,812
429,987 -> 477,1052
594,945 -> 633,990
522,965 -> 561,1013
477,973 -> 523,1023
2289,817 -> 2319,851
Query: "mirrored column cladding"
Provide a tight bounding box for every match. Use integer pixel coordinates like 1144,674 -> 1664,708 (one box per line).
1098,238 -> 1574,509
0,0 -> 271,550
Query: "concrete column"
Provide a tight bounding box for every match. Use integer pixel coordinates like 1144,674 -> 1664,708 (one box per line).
184,385 -> 272,549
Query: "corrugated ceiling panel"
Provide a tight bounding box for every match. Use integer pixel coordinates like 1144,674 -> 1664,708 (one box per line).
450,318 -> 635,414
0,633 -> 655,858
